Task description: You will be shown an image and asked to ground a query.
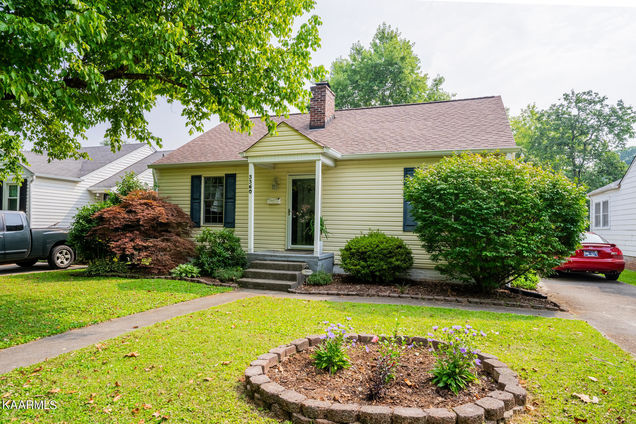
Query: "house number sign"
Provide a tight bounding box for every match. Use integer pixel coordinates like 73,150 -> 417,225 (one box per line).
248,174 -> 253,194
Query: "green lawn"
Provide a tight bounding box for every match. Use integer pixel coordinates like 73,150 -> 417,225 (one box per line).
0,298 -> 634,424
618,269 -> 636,286
0,270 -> 230,348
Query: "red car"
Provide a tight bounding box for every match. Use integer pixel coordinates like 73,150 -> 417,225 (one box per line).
554,232 -> 625,280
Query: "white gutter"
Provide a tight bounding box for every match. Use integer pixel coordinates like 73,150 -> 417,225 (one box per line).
34,173 -> 83,182
338,146 -> 520,160
149,159 -> 248,169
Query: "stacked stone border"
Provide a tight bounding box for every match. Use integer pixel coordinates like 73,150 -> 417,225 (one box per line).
245,334 -> 527,424
289,288 -> 563,312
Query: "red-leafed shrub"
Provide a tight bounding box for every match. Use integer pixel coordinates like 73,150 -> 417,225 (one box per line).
89,190 -> 195,274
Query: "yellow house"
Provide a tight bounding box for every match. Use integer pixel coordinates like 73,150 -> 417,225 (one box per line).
150,83 -> 519,286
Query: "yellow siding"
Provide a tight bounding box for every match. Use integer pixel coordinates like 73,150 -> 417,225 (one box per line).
243,123 -> 324,157
155,164 -> 249,244
155,157 -> 441,269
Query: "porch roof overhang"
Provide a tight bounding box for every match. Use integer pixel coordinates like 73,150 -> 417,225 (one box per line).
242,152 -> 338,167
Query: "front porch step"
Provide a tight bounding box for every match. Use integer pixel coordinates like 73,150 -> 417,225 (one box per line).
249,260 -> 307,272
243,268 -> 302,283
237,278 -> 300,291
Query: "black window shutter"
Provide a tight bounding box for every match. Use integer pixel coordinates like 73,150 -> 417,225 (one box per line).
403,168 -> 416,231
0,182 -> 3,210
190,175 -> 202,227
223,173 -> 236,228
19,179 -> 27,212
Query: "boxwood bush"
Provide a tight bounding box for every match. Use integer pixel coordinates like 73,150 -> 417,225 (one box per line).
306,270 -> 333,286
340,231 -> 413,283
194,228 -> 247,276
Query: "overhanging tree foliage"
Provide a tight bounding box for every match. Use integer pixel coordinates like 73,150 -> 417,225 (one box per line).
0,0 -> 324,179
510,91 -> 636,191
329,23 -> 452,109
404,154 -> 588,291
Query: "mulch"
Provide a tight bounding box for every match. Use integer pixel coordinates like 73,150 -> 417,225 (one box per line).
267,343 -> 497,408
297,274 -> 558,309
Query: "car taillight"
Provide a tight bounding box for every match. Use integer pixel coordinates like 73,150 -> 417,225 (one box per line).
610,246 -> 623,259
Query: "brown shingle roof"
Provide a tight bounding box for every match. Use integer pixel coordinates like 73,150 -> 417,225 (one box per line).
153,96 -> 516,165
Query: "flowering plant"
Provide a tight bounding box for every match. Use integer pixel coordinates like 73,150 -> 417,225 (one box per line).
311,321 -> 351,374
429,324 -> 485,394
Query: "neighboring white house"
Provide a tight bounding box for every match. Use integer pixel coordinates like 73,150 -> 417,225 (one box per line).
0,144 -> 170,228
588,157 -> 636,270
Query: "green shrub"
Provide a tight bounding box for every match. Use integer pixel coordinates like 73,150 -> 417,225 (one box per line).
306,270 -> 333,286
340,231 -> 413,283
404,153 -> 588,291
68,200 -> 114,262
171,263 -> 201,278
194,228 -> 247,275
85,258 -> 129,276
213,267 -> 244,283
510,272 -> 540,290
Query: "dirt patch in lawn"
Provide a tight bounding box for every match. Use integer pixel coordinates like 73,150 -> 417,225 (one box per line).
298,274 -> 559,309
267,344 -> 497,408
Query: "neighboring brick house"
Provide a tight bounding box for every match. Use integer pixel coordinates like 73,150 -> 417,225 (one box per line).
150,82 -> 519,282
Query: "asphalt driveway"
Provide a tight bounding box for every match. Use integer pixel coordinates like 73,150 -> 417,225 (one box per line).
540,272 -> 636,356
0,263 -> 84,276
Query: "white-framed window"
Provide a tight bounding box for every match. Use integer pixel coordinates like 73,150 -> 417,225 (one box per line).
4,184 -> 19,211
593,200 -> 609,228
203,176 -> 224,225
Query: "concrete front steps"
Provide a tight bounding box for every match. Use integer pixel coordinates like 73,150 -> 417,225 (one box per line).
238,260 -> 307,291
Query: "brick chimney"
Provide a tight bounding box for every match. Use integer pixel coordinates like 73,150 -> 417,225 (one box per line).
309,82 -> 335,129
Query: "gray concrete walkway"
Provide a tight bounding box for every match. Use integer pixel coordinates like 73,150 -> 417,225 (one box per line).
540,273 -> 636,356
0,288 -> 573,375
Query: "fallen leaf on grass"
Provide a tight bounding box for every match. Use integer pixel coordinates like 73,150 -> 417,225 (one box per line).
124,352 -> 139,358
203,377 -> 214,382
103,407 -> 112,414
588,376 -> 598,382
574,417 -> 588,423
48,388 -> 61,394
142,403 -> 152,409
221,361 -> 231,366
2,392 -> 11,398
572,393 -> 599,404
30,366 -> 43,375
113,394 -> 122,402
131,407 -> 140,415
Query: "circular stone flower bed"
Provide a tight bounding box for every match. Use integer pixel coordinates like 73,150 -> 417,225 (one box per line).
244,334 -> 527,424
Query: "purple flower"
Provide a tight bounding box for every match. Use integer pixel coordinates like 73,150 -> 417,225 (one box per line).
480,331 -> 487,337
346,317 -> 351,321
428,348 -> 434,352
474,358 -> 482,366
428,332 -> 435,338
407,343 -> 414,349
432,326 -> 439,331
466,324 -> 472,329
365,345 -> 370,353
460,347 -> 467,354
452,325 -> 462,330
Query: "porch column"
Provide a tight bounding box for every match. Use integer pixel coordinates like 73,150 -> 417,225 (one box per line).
314,159 -> 322,255
248,162 -> 255,253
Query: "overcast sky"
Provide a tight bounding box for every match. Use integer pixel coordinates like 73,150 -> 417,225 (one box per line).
85,0 -> 636,149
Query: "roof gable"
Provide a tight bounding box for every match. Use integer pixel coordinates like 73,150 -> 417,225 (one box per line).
242,122 -> 325,157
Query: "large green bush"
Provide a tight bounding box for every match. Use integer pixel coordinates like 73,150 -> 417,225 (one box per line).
68,200 -> 114,262
404,153 -> 588,291
340,231 -> 413,283
194,228 -> 247,276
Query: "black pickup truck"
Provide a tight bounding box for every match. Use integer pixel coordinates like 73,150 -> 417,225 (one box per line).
0,211 -> 75,269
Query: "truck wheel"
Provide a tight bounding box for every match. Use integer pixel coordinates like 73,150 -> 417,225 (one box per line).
48,245 -> 75,269
16,259 -> 38,268
605,272 -> 620,281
